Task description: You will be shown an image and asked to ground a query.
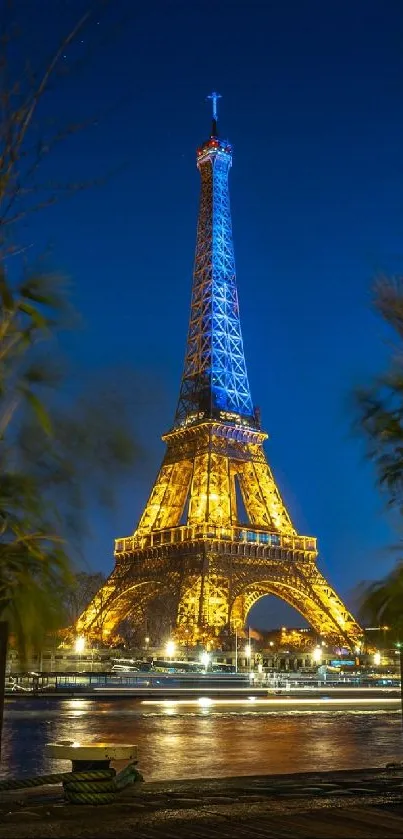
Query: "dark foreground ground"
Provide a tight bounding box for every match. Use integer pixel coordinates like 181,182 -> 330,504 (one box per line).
2,766 -> 403,838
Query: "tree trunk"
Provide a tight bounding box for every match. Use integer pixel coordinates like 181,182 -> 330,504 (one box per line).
0,620 -> 8,760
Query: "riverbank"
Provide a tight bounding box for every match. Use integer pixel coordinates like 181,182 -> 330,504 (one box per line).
1,765 -> 403,837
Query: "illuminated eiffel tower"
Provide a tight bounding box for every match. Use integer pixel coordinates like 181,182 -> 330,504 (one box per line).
77,95 -> 361,648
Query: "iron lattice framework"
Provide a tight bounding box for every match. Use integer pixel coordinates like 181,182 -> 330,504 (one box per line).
76,96 -> 362,649
175,129 -> 254,425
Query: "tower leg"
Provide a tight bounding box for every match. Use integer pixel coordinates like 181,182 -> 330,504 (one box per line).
236,450 -> 295,534
136,460 -> 193,539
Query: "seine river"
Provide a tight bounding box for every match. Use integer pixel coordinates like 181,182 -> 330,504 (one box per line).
2,698 -> 403,781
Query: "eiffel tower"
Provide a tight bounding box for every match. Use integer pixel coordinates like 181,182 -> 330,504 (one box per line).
77,95 -> 361,648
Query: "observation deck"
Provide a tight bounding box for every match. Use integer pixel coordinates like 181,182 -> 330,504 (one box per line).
115,524 -> 317,560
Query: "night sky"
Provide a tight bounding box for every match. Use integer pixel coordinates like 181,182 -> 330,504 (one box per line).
15,0 -> 403,627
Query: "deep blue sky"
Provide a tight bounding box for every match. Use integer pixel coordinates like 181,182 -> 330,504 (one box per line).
14,0 -> 403,627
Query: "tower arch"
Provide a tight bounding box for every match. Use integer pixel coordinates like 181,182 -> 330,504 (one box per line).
77,580 -> 168,641
230,580 -> 356,645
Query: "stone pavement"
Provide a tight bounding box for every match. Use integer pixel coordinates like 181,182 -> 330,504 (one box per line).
1,766 -> 403,838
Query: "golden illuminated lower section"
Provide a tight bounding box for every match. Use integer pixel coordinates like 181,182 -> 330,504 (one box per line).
237,451 -> 295,534
135,460 -> 193,537
230,578 -> 359,642
188,452 -> 232,526
130,422 -> 295,545
75,420 -> 362,648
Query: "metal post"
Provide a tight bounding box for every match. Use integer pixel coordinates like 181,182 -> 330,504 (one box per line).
235,628 -> 238,673
400,646 -> 403,730
0,621 -> 8,759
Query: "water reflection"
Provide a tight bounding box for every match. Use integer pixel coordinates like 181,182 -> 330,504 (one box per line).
2,698 -> 402,781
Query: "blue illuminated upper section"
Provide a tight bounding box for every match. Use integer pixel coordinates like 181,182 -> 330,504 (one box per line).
174,100 -> 256,429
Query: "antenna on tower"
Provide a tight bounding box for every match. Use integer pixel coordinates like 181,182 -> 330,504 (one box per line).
207,91 -> 221,136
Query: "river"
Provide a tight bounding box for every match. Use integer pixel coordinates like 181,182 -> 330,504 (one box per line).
1,698 -> 403,781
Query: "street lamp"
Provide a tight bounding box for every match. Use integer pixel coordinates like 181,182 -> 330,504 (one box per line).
200,651 -> 210,671
166,640 -> 175,661
74,636 -> 85,671
244,643 -> 252,673
396,643 -> 403,728
312,646 -> 322,664
75,636 -> 85,654
373,651 -> 381,667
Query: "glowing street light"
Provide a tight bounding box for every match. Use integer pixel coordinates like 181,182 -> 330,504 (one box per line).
74,636 -> 85,672
166,640 -> 175,660
373,651 -> 381,666
312,646 -> 322,664
200,651 -> 210,670
74,636 -> 85,655
244,643 -> 252,674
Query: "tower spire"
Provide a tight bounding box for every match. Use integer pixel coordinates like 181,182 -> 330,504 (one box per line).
207,91 -> 221,136
175,95 -> 255,428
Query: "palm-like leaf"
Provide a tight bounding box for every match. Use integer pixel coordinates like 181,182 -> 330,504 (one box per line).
356,277 -> 403,639
359,563 -> 403,642
355,277 -> 403,509
0,268 -> 138,655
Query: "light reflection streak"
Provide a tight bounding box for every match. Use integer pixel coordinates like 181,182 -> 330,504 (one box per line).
142,697 -> 400,708
93,686 -> 399,694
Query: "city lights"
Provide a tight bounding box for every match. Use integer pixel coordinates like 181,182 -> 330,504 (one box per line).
74,636 -> 85,655
373,651 -> 381,666
244,644 -> 251,658
165,640 -> 176,659
200,651 -> 210,669
312,646 -> 322,664
198,696 -> 213,707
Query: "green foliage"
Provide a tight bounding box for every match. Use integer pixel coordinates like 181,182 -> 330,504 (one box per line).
355,277 -> 403,511
0,264 -> 72,438
356,277 -> 403,637
0,461 -> 73,658
0,4 -> 138,727
359,562 -> 403,642
0,5 -> 140,663
0,267 -> 139,655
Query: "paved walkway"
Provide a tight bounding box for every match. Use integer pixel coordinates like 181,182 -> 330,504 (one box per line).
1,766 -> 403,837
